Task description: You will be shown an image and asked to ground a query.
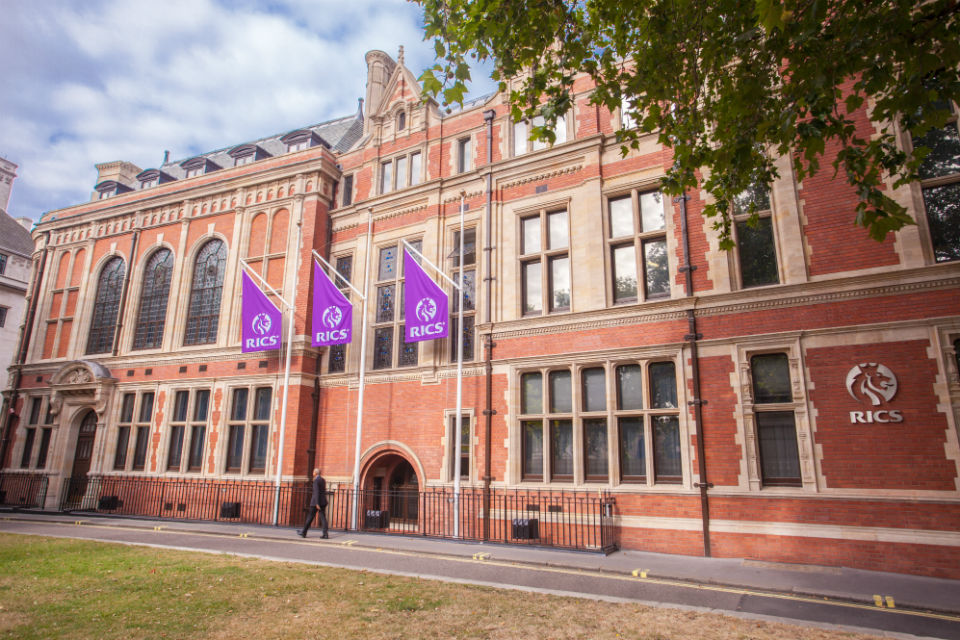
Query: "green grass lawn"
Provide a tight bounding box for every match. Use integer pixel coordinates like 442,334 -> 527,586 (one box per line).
0,533 -> 880,639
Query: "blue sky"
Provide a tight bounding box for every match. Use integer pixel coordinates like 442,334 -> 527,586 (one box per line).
0,0 -> 495,222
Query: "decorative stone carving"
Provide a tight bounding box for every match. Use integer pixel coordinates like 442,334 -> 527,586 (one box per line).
66,368 -> 91,384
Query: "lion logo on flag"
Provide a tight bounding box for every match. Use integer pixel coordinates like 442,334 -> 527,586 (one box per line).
252,312 -> 272,336
415,297 -> 437,323
321,305 -> 343,329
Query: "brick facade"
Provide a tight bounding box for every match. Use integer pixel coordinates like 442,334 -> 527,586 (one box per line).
3,49 -> 959,579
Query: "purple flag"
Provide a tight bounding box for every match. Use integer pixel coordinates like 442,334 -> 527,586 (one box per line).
404,249 -> 448,342
241,270 -> 282,353
311,261 -> 352,346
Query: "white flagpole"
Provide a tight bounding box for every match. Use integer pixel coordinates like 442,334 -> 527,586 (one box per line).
453,192 -> 465,538
351,211 -> 374,530
399,237 -> 463,537
271,211 -> 301,526
237,259 -> 296,528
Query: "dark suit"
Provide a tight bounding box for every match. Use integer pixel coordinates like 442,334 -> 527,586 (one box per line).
299,473 -> 328,537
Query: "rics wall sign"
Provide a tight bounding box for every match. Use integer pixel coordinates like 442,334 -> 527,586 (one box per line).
845,363 -> 903,424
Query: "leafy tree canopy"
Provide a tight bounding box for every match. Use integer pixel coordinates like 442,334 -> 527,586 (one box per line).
416,0 -> 960,248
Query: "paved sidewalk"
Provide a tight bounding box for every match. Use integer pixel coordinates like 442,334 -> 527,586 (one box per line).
5,510 -> 958,616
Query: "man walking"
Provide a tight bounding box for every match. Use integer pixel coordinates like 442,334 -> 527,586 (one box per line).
298,468 -> 328,538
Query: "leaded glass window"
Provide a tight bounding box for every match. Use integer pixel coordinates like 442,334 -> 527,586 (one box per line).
372,239 -> 420,369
133,249 -> 173,350
451,227 -> 476,362
85,256 -> 125,354
184,240 -> 227,345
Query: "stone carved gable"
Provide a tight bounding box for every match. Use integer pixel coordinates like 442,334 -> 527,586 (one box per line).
49,360 -> 117,418
375,61 -> 424,120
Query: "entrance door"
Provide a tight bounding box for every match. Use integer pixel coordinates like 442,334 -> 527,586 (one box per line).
67,411 -> 98,504
388,460 -> 419,524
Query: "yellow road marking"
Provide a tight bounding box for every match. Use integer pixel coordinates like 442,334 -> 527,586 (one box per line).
473,552 -> 491,561
14,519 -> 958,624
631,569 -> 648,578
238,533 -> 249,538
886,596 -> 896,609
874,595 -> 884,607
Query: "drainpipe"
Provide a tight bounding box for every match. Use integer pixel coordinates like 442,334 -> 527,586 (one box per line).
481,108 -> 496,541
0,231 -> 51,469
677,192 -> 712,557
112,229 -> 140,355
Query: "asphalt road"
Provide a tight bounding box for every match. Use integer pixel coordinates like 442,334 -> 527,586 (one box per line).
2,518 -> 959,640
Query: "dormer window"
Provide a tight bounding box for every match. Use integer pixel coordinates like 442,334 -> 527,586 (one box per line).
94,180 -> 133,200
136,169 -> 176,190
229,144 -> 271,167
180,157 -> 221,179
280,130 -> 328,153
397,111 -> 406,131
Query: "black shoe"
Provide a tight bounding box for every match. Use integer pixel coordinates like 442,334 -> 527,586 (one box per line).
298,531 -> 306,538
321,533 -> 328,539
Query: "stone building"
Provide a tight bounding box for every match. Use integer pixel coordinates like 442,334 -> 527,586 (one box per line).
0,158 -> 34,391
1,49 -> 959,579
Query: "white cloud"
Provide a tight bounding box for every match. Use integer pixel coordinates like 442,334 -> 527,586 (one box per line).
0,0 -> 496,221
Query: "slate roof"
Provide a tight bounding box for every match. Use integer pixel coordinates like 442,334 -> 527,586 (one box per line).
0,208 -> 34,257
147,112 -> 364,181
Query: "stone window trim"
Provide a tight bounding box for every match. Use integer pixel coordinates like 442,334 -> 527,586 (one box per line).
602,186 -> 672,306
112,389 -> 157,473
178,235 -> 230,349
508,355 -> 689,488
325,252 -> 354,375
618,94 -> 638,131
903,98 -> 960,264
340,174 -> 354,208
221,385 -> 274,477
380,148 -> 424,195
129,245 -> 176,352
448,225 -> 477,364
442,408 -> 476,484
456,136 -> 472,174
0,252 -> 7,275
735,341 -> 816,492
936,326 -> 960,429
516,198 -> 573,318
512,113 -> 570,157
160,386 -> 211,475
371,237 -> 422,371
84,254 -> 126,355
15,394 -> 55,470
729,184 -> 782,290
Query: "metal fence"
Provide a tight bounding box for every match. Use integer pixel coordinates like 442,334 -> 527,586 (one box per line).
58,476 -> 618,553
0,473 -> 49,509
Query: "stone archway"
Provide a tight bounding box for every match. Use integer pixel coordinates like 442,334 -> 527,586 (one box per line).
361,451 -> 420,529
43,360 -> 117,509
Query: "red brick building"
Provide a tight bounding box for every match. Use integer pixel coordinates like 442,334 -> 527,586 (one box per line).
2,49 -> 959,578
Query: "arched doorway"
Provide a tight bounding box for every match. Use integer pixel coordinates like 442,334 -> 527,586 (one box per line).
67,410 -> 98,504
362,452 -> 420,531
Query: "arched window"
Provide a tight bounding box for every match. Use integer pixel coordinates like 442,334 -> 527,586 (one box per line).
133,249 -> 173,350
397,111 -> 406,131
85,256 -> 125,354
184,239 -> 227,345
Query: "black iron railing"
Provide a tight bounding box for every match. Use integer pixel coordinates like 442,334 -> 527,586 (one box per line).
0,473 -> 49,509
59,476 -> 618,553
